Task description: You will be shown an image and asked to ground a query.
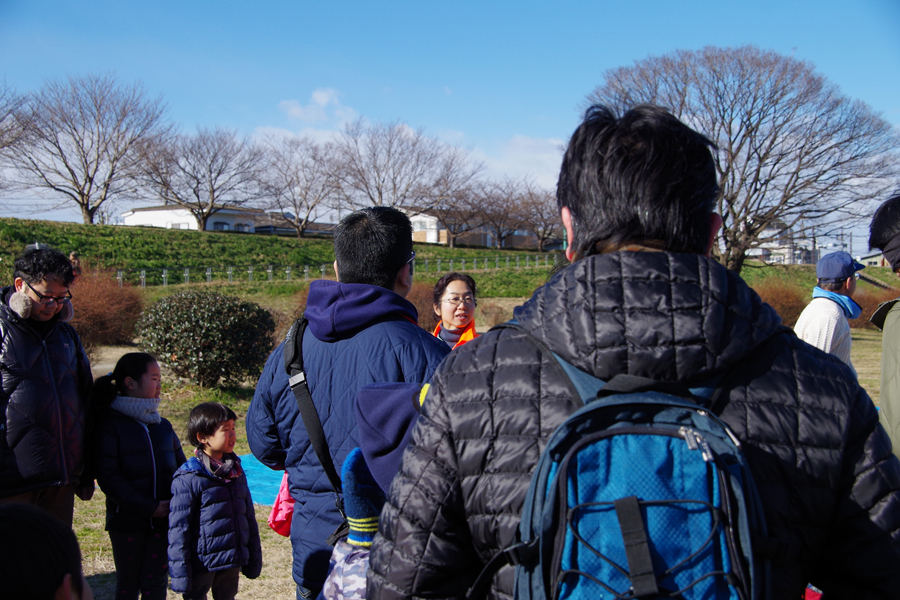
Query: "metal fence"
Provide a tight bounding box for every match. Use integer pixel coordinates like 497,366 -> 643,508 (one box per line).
114,253 -> 560,287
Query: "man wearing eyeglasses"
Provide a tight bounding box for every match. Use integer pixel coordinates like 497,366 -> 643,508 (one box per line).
247,206 -> 449,599
0,247 -> 93,527
793,251 -> 865,374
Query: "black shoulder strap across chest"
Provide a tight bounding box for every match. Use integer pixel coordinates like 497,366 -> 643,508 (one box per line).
283,317 -> 343,494
283,317 -> 349,545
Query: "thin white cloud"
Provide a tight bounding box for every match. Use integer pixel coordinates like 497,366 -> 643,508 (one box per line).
444,86 -> 452,96
277,88 -> 357,127
474,135 -> 566,189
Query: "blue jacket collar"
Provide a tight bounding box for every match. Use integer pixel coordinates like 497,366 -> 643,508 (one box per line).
812,287 -> 862,320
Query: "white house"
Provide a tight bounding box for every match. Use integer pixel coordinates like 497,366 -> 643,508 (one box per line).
744,222 -> 815,265
121,205 -> 263,232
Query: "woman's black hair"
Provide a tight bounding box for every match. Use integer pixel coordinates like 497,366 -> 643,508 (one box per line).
91,352 -> 158,413
431,272 -> 477,323
187,402 -> 237,448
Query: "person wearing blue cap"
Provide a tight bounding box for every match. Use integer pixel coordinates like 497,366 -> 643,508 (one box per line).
794,251 -> 865,373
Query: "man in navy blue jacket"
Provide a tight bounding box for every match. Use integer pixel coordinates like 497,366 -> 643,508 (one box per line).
247,207 -> 450,598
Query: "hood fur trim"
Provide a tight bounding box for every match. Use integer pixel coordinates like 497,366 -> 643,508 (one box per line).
8,289 -> 74,322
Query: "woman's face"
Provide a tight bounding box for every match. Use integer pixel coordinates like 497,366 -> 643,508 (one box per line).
434,280 -> 476,331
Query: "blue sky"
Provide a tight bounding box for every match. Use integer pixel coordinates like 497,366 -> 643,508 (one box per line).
2,0 -> 899,253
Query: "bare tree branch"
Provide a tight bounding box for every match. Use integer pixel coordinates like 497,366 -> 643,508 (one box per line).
332,119 -> 482,213
588,46 -> 900,273
478,177 -> 528,249
258,135 -> 338,238
517,183 -> 560,251
141,127 -> 265,231
7,74 -> 170,224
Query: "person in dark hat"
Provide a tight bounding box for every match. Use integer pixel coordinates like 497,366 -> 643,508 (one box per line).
793,251 -> 865,373
868,194 -> 900,460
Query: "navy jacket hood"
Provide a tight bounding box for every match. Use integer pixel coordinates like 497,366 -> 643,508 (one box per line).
305,280 -> 419,341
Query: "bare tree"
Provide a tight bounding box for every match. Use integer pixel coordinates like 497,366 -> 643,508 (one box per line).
332,119 -> 481,213
587,46 -> 900,273
0,82 -> 26,155
0,82 -> 27,193
8,74 -> 169,224
424,182 -> 487,248
518,183 -> 560,251
259,135 -> 338,238
478,177 -> 527,249
141,127 -> 265,231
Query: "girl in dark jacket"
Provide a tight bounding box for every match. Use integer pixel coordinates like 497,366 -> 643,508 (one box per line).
93,352 -> 186,600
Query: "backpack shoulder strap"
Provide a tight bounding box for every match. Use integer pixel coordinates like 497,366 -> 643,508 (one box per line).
283,317 -> 343,495
283,317 -> 348,545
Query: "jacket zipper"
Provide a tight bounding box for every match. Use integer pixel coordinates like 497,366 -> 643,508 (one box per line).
143,423 -> 158,528
42,339 -> 67,485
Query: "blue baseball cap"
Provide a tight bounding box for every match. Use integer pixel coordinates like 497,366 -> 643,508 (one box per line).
816,251 -> 864,282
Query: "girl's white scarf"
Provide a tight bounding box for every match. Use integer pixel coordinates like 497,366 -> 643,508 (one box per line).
111,395 -> 161,425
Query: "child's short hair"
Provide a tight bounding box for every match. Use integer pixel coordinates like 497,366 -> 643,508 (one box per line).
187,402 -> 237,448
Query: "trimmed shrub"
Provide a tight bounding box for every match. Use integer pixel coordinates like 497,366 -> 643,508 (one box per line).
752,279 -> 807,328
406,281 -> 438,330
69,269 -> 143,360
136,290 -> 276,387
851,287 -> 899,329
478,302 -> 510,329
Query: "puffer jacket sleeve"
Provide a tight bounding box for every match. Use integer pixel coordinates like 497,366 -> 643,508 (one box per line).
247,344 -> 292,470
368,369 -> 481,600
243,485 -> 263,579
169,472 -> 200,593
814,386 -> 900,597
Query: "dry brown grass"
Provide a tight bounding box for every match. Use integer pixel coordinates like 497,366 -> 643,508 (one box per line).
79,490 -> 295,599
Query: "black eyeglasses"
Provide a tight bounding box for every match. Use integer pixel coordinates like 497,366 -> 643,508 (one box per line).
24,281 -> 72,305
406,251 -> 416,276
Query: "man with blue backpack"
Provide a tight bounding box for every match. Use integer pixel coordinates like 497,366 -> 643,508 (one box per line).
368,104 -> 900,600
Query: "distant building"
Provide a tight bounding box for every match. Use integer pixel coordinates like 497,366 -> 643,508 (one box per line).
122,205 -> 263,232
404,208 -> 560,249
745,221 -> 814,265
858,250 -> 889,268
121,205 -> 335,237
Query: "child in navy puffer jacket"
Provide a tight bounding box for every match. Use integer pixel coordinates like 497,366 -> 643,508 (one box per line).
93,352 -> 186,600
168,402 -> 262,600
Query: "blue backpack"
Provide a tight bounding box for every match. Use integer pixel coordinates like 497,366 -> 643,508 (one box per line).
469,323 -> 769,600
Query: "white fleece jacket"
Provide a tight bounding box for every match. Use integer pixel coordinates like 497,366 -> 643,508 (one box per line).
794,297 -> 855,375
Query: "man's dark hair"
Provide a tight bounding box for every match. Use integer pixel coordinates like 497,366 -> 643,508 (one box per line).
869,194 -> 900,251
333,207 -> 413,290
0,503 -> 84,600
14,247 -> 76,287
557,104 -> 719,258
187,401 -> 237,449
818,278 -> 847,292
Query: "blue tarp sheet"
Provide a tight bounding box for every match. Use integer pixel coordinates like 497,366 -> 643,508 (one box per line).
240,453 -> 283,507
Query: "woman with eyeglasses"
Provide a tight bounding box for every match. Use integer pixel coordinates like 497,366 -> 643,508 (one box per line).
432,272 -> 479,350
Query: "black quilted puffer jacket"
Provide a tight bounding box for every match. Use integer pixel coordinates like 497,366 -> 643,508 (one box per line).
0,285 -> 92,498
369,252 -> 900,600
